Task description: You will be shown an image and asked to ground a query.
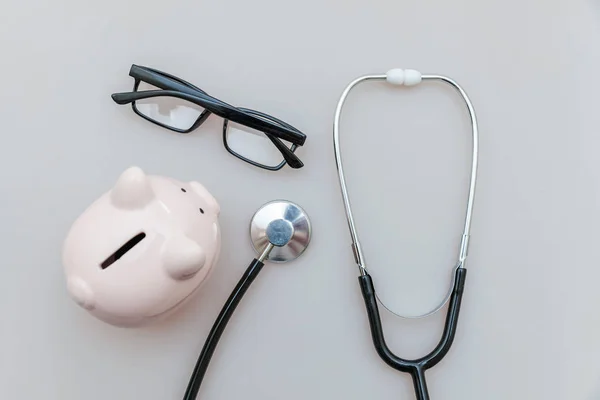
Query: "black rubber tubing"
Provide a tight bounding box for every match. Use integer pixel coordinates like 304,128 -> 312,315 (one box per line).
182,258 -> 265,400
358,267 -> 467,400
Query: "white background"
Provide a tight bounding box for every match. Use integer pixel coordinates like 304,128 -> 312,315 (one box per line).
0,1 -> 598,399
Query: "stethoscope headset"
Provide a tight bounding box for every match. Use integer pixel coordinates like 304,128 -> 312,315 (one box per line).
333,68 -> 479,400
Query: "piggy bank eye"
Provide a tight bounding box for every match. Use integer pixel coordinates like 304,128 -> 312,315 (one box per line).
199,208 -> 204,214
181,188 -> 187,193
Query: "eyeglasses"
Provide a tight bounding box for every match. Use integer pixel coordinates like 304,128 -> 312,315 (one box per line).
111,64 -> 307,171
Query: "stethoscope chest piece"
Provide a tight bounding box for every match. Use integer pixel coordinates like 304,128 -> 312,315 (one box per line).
250,200 -> 312,263
183,199 -> 312,400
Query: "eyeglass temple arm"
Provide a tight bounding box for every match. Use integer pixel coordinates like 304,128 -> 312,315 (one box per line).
112,90 -> 303,167
263,134 -> 303,169
111,90 -> 307,147
111,90 -> 226,111
129,64 -> 207,97
111,90 -> 155,105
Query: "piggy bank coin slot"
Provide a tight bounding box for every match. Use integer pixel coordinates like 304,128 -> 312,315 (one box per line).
100,232 -> 147,269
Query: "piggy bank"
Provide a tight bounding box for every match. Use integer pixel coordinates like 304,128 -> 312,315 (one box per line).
62,166 -> 221,327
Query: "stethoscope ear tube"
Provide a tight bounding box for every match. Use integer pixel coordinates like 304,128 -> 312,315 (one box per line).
358,267 -> 467,400
333,70 -> 478,319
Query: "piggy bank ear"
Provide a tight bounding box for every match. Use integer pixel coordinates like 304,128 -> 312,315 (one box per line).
190,181 -> 220,216
67,277 -> 95,310
110,166 -> 155,209
161,234 -> 206,280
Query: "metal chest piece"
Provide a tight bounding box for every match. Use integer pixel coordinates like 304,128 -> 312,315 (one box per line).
250,200 -> 312,263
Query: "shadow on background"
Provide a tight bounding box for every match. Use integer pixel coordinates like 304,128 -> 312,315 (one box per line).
592,0 -> 600,19
585,380 -> 600,400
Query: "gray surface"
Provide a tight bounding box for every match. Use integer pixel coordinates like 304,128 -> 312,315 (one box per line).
0,0 -> 598,399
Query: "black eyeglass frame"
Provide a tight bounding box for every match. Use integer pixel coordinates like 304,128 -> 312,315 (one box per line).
111,65 -> 306,170
222,107 -> 301,171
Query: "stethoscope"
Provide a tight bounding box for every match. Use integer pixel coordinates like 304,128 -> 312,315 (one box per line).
333,68 -> 479,400
182,200 -> 312,400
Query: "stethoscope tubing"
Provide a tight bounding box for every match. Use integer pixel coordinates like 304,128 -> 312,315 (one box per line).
182,201 -> 310,399
182,257 -> 266,400
333,69 -> 479,400
359,267 -> 467,400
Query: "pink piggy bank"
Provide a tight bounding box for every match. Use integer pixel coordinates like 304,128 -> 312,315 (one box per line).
62,166 -> 221,327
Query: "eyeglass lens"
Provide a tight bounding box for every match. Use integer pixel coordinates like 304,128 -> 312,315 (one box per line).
133,82 -> 205,131
225,120 -> 294,168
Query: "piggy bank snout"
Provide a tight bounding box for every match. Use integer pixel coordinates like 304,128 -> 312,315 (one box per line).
189,181 -> 220,216
162,234 -> 207,280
